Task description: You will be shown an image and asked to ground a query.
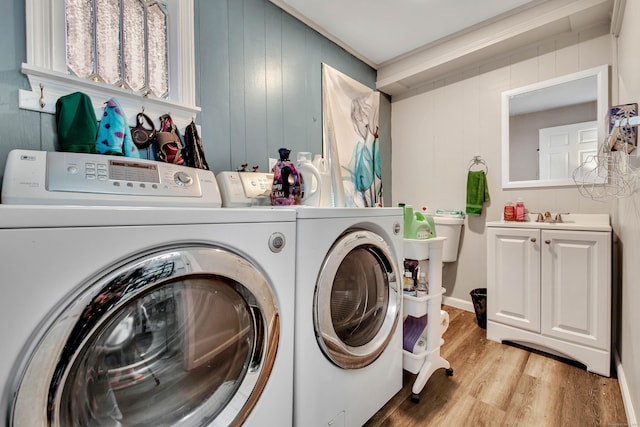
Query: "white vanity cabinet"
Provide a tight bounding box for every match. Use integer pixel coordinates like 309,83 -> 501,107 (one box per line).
486,215 -> 612,377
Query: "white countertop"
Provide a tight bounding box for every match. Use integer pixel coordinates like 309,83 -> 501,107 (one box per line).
487,213 -> 611,232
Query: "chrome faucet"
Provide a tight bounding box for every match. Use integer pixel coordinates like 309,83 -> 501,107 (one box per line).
533,212 -> 564,223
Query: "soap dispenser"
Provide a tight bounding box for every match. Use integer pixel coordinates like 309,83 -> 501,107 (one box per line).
515,198 -> 526,221
503,201 -> 515,221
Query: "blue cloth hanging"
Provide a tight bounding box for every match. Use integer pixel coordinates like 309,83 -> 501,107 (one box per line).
96,98 -> 140,158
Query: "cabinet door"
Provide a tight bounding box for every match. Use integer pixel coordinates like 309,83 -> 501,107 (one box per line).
541,230 -> 611,349
487,227 -> 540,332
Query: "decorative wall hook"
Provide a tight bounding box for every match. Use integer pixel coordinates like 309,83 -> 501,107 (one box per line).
39,84 -> 45,108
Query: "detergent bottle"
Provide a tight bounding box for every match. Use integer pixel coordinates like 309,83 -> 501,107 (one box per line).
416,206 -> 437,239
313,154 -> 332,207
296,152 -> 322,206
399,204 -> 431,240
271,148 -> 301,206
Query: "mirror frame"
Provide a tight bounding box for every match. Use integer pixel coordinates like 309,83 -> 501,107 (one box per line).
501,65 -> 609,189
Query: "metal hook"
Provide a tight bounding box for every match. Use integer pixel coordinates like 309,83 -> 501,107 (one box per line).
39,84 -> 45,109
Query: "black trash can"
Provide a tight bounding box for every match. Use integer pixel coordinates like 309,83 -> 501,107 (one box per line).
469,288 -> 487,329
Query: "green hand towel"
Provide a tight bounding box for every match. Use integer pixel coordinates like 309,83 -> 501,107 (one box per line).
466,170 -> 490,216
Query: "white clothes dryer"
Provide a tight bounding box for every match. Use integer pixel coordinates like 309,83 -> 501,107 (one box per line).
0,152 -> 296,427
293,207 -> 404,427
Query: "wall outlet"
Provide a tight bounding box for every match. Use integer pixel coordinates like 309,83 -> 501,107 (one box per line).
268,157 -> 277,171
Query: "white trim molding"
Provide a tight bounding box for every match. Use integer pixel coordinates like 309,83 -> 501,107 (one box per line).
615,349 -> 638,427
610,0 -> 627,37
20,0 -> 200,130
442,296 -> 474,313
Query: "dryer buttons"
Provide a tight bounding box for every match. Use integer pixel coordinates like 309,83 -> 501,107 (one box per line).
269,232 -> 286,253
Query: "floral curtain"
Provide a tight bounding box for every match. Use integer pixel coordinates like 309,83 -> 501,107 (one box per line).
322,64 -> 381,207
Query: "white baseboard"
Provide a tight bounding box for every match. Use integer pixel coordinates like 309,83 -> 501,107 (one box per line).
615,348 -> 638,427
442,295 -> 474,312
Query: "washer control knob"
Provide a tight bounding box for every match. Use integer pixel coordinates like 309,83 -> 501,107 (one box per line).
269,232 -> 286,253
174,171 -> 193,186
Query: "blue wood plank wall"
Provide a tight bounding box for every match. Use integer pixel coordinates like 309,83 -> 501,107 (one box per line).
0,0 -> 392,203
196,0 -> 381,172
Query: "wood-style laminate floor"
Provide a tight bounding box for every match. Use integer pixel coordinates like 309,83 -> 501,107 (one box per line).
364,306 -> 627,427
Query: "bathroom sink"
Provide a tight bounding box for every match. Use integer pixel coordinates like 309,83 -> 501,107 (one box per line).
487,213 -> 610,232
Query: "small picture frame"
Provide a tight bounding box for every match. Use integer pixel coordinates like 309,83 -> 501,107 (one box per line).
608,103 -> 638,153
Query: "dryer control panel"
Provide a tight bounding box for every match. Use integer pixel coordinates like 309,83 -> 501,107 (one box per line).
216,171 -> 272,207
1,150 -> 221,207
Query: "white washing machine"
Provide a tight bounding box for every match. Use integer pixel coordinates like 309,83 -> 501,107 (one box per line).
0,151 -> 296,427
293,207 -> 404,427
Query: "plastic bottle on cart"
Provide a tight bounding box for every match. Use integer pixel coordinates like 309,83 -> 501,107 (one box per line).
403,269 -> 416,296
415,265 -> 429,296
515,198 -> 526,221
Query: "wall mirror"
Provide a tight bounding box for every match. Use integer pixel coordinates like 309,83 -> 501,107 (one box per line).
501,65 -> 609,189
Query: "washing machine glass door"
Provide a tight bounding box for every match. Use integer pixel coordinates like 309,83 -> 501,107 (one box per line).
11,246 -> 279,427
314,230 -> 401,369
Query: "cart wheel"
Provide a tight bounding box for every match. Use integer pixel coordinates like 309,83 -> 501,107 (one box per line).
446,368 -> 454,376
411,393 -> 420,403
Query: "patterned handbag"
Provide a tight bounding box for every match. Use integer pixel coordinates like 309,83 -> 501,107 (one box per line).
183,120 -> 209,170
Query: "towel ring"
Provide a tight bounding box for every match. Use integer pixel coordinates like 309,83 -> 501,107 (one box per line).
468,156 -> 488,174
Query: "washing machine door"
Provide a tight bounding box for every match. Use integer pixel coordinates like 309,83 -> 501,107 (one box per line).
11,246 -> 279,427
314,230 -> 401,369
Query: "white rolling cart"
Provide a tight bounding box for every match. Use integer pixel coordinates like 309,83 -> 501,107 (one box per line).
402,237 -> 453,402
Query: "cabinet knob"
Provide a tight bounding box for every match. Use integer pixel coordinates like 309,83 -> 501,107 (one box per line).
530,237 -> 536,243
545,240 -> 551,244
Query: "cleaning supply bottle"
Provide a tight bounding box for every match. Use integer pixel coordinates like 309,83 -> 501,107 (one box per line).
271,148 -> 301,206
313,154 -> 332,207
417,206 -> 436,238
296,152 -> 321,206
416,263 -> 429,296
403,269 -> 416,295
399,204 -> 430,240
515,198 -> 526,221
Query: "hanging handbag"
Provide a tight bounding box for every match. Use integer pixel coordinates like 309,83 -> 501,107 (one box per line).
183,120 -> 210,170
156,114 -> 184,165
131,112 -> 156,149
